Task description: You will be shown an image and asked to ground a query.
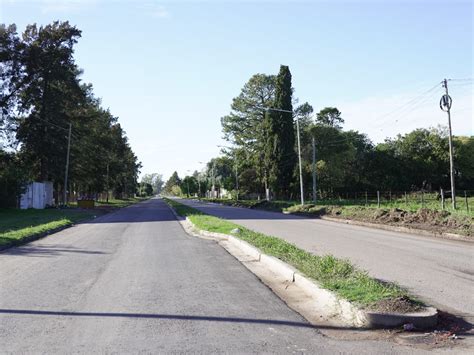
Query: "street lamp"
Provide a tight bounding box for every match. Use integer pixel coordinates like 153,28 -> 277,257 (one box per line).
257,106 -> 305,205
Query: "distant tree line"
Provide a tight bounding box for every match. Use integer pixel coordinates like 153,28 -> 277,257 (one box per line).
0,22 -> 141,207
138,173 -> 164,197
172,66 -> 473,200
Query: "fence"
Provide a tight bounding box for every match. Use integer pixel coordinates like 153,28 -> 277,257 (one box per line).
306,190 -> 473,214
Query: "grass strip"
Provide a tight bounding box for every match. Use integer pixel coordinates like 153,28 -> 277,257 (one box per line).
68,197 -> 149,209
0,209 -> 99,247
164,198 -> 419,311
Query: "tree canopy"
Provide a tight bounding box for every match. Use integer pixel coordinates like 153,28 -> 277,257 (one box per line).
0,22 -> 140,206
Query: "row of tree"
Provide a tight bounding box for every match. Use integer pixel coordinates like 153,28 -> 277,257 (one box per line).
138,173 -> 164,197
170,66 -> 473,200
0,22 -> 141,207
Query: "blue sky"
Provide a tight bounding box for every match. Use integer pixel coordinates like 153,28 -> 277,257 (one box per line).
1,0 -> 472,179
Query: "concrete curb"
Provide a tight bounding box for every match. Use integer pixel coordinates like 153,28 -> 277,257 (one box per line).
259,254 -> 296,282
227,235 -> 261,261
166,201 -> 438,329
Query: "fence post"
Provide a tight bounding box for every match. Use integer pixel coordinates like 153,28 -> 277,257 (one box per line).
405,191 -> 408,205
377,191 -> 380,208
365,191 -> 368,206
465,191 -> 469,212
421,190 -> 425,208
441,188 -> 445,210
389,190 -> 392,204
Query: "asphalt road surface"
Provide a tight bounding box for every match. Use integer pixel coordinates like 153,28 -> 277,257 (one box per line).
0,198 -> 432,353
179,199 -> 474,323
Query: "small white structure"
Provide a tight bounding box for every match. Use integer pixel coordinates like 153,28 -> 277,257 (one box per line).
20,182 -> 54,209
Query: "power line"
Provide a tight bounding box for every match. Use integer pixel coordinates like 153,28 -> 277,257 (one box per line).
371,82 -> 442,130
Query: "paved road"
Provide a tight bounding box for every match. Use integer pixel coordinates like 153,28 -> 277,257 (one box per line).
0,198 -> 426,353
179,199 -> 474,322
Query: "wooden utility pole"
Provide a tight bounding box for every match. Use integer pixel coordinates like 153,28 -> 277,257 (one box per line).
441,79 -> 456,209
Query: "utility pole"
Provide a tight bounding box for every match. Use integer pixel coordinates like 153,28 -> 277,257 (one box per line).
235,162 -> 239,200
106,162 -> 109,203
296,115 -> 304,205
63,123 -> 72,207
440,79 -> 456,209
312,136 -> 317,203
212,161 -> 216,198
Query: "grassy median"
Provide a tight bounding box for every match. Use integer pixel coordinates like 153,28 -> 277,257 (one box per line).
164,198 -> 420,312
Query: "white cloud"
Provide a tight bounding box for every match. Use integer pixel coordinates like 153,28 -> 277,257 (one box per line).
338,84 -> 473,143
140,2 -> 170,19
150,5 -> 169,18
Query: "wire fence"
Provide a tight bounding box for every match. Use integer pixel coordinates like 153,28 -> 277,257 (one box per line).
308,190 -> 473,215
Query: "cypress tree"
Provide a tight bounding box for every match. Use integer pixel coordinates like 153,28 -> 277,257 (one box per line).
264,65 -> 296,198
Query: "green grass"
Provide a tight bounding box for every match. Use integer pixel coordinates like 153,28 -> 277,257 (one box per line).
69,197 -> 148,209
164,198 -> 415,309
0,208 -> 99,247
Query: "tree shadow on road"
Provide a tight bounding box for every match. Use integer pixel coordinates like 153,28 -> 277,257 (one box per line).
0,308 -> 353,331
0,245 -> 108,257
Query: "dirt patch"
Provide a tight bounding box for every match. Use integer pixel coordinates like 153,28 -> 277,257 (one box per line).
366,296 -> 423,313
368,208 -> 472,237
285,204 -> 473,237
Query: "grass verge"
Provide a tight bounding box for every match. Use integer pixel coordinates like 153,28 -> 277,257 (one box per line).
68,197 -> 149,209
0,208 -> 101,248
164,198 -> 420,313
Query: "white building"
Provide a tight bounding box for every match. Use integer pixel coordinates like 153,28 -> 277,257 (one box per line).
20,182 -> 54,209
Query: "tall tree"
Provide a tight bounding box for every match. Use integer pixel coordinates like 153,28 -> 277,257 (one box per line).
221,74 -> 276,194
316,107 -> 344,129
1,22 -> 141,203
13,22 -> 83,181
264,65 -> 296,198
163,171 -> 181,195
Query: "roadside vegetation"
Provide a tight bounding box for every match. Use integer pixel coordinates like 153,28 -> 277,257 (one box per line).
162,67 -> 473,222
0,197 -> 147,249
1,22 -> 141,208
0,209 -> 98,248
69,197 -> 149,209
195,197 -> 473,237
164,198 -> 421,313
